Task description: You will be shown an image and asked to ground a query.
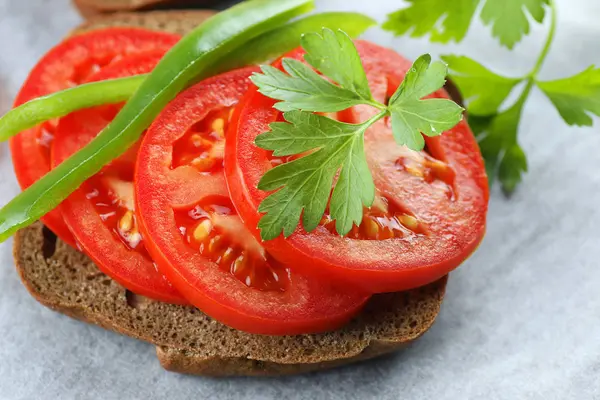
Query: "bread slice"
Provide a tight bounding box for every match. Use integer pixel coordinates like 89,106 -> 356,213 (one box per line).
71,9 -> 217,35
73,0 -> 214,18
11,10 -> 448,376
15,222 -> 446,376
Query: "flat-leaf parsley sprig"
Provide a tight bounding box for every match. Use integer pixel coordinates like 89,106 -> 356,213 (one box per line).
250,28 -> 464,240
382,0 -> 550,49
384,0 -> 600,194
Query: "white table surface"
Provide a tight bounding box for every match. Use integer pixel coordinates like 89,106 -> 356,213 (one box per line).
1,0 -> 600,399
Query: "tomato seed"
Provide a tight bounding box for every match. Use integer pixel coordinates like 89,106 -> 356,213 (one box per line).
119,210 -> 134,232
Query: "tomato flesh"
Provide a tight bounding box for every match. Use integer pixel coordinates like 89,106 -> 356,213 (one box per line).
174,199 -> 291,293
224,42 -> 489,293
170,107 -> 291,292
135,67 -> 369,335
10,28 -> 180,247
51,50 -> 186,304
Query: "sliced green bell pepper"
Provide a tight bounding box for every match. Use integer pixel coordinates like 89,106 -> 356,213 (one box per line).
0,12 -> 375,142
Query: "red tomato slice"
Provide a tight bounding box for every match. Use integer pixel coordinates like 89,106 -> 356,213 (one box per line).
135,67 -> 369,335
52,50 -> 186,304
10,28 -> 180,247
224,41 -> 489,293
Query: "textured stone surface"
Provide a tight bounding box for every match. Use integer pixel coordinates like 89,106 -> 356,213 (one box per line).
1,0 -> 600,399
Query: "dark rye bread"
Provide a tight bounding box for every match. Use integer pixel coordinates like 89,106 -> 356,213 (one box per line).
11,11 -> 449,376
71,9 -> 217,35
73,0 -> 215,18
14,222 -> 446,376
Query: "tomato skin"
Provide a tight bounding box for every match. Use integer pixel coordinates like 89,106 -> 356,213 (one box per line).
52,50 -> 187,305
135,67 -> 369,335
10,28 -> 180,247
224,41 -> 489,293
10,126 -> 73,245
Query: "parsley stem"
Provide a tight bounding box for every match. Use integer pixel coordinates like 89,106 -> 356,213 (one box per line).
530,0 -> 557,79
368,101 -> 388,111
361,110 -> 390,131
507,0 -> 557,142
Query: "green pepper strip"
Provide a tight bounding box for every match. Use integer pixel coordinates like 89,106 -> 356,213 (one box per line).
0,76 -> 145,141
0,12 -> 375,142
0,0 -> 315,242
217,11 -> 376,72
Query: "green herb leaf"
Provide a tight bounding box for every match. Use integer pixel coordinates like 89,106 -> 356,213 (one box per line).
467,114 -> 495,138
442,55 -> 522,115
388,54 -> 464,151
301,29 -> 373,100
251,62 -> 369,112
382,0 -> 479,44
480,0 -> 550,49
390,99 -> 465,150
476,101 -> 527,193
537,66 -> 600,126
253,30 -> 462,239
498,144 -> 528,194
251,28 -> 376,112
256,111 -> 377,240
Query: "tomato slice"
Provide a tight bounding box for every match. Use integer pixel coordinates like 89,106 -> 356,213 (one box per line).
224,41 -> 489,293
51,50 -> 186,304
135,67 -> 369,335
10,28 -> 180,247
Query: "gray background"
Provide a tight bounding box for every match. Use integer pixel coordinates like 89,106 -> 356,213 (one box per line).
1,0 -> 599,399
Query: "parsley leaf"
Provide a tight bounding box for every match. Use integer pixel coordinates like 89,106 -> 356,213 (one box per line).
250,62 -> 371,112
252,29 -> 463,239
382,0 -> 479,44
384,0 -> 549,49
442,55 -> 523,115
301,29 -> 373,101
480,0 -> 550,49
388,54 -> 465,150
250,29 -> 378,113
498,144 -> 528,194
386,0 -> 599,194
256,111 -> 377,239
476,101 -> 528,194
537,66 -> 600,126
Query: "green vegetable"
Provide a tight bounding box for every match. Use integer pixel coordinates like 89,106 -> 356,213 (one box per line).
252,29 -> 463,239
382,0 -> 549,49
445,0 -> 555,194
537,66 -> 600,126
0,0 -> 314,242
0,11 -> 374,143
218,12 -> 376,71
480,0 -> 550,49
382,0 -> 479,44
440,55 -> 521,116
256,111 -> 381,239
0,75 -> 145,141
252,60 -> 381,112
387,55 -> 464,150
388,0 -> 599,194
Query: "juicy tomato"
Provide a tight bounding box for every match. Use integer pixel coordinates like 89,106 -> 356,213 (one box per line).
135,67 -> 369,335
224,42 -> 489,293
51,50 -> 186,304
10,28 -> 180,247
